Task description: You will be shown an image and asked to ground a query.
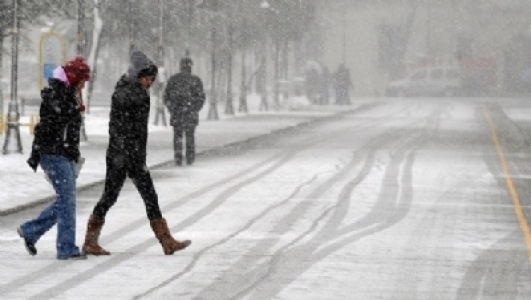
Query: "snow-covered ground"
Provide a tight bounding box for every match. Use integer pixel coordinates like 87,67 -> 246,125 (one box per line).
0,93 -> 352,214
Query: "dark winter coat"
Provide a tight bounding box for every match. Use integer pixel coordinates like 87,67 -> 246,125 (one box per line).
106,74 -> 151,165
27,78 -> 82,171
164,69 -> 205,128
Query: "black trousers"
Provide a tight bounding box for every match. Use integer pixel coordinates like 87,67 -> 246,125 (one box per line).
92,154 -> 163,221
173,123 -> 196,163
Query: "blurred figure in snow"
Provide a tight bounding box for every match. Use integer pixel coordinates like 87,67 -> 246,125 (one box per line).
333,64 -> 353,105
320,66 -> 331,105
164,57 -> 205,166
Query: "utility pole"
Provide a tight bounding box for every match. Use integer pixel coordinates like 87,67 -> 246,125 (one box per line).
3,0 -> 22,154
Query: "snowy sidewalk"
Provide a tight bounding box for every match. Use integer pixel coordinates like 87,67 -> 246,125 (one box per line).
0,97 -> 359,215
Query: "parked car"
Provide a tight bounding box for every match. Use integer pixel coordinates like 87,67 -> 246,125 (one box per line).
385,66 -> 462,97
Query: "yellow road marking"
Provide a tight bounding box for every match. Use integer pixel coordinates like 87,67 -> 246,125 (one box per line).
485,111 -> 531,259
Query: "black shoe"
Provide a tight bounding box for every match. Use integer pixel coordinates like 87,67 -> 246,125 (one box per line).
17,227 -> 37,256
186,158 -> 194,165
175,159 -> 182,166
57,252 -> 88,260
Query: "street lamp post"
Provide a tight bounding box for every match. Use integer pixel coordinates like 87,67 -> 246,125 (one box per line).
2,0 -> 22,154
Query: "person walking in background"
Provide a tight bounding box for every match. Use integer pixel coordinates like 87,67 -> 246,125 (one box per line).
333,64 -> 344,105
333,64 -> 353,105
19,56 -> 90,260
82,51 -> 191,256
164,57 -> 205,166
343,67 -> 354,105
305,67 -> 320,104
320,66 -> 331,105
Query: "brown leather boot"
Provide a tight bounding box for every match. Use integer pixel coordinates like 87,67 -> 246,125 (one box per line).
150,218 -> 191,255
82,215 -> 111,255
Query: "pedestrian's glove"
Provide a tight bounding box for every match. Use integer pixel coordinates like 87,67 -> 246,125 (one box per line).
75,156 -> 86,176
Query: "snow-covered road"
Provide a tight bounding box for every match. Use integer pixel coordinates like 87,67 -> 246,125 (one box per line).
2,98 -> 531,299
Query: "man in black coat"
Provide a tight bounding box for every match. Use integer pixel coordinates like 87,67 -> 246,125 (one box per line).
164,58 -> 205,166
82,51 -> 191,256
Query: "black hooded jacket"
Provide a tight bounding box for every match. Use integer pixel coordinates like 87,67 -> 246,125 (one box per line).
27,78 -> 82,170
107,52 -> 155,164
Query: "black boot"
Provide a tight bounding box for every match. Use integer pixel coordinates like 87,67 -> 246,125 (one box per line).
17,227 -> 37,256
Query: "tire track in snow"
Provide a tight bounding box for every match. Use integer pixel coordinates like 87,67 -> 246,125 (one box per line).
5,102 -> 419,299
191,107 -> 441,300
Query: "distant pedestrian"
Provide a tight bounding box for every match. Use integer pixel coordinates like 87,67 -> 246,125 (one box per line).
305,68 -> 320,104
82,51 -> 191,256
320,66 -> 331,105
344,67 -> 353,105
19,56 -> 90,260
164,57 -> 205,166
333,64 -> 353,105
333,65 -> 343,105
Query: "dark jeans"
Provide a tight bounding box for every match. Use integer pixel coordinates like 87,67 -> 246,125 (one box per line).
20,154 -> 81,258
92,154 -> 163,221
173,123 -> 196,164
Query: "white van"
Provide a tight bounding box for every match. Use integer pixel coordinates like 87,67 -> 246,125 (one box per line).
385,66 -> 462,97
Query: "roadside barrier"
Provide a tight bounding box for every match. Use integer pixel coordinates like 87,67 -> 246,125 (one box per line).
0,114 -> 39,134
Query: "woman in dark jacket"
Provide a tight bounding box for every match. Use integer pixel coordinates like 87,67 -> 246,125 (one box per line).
18,56 -> 90,260
82,51 -> 191,256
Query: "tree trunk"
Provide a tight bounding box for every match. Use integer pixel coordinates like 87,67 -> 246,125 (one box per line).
282,40 -> 289,100
238,49 -> 247,113
0,36 -> 4,117
274,39 -> 280,107
225,23 -> 234,115
83,0 -> 103,113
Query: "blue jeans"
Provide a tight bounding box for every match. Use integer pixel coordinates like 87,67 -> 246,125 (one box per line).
19,154 -> 81,258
